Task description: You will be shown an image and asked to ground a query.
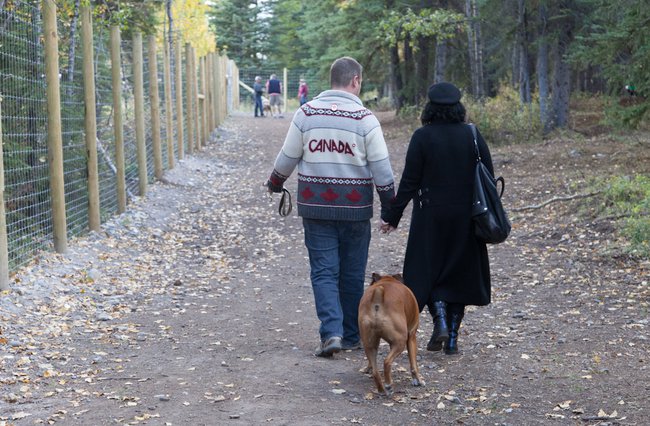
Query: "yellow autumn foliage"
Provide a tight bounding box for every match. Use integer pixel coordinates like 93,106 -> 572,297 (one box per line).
156,0 -> 217,56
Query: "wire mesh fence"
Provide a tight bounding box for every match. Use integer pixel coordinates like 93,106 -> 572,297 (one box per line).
0,2 -> 235,277
1,1 -> 52,270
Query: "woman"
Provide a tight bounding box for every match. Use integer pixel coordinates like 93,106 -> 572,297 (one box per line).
381,82 -> 493,355
298,78 -> 309,105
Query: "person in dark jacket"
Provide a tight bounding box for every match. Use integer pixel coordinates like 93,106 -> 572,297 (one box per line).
380,82 -> 494,355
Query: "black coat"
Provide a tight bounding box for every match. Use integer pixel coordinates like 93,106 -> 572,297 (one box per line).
383,123 -> 493,310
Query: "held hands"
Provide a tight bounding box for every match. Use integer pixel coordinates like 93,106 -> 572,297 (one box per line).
379,219 -> 395,235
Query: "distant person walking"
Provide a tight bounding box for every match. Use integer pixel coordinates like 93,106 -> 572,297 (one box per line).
266,73 -> 283,118
253,76 -> 265,117
266,57 -> 395,357
298,78 -> 309,105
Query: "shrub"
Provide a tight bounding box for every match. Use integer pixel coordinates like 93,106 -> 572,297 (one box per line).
600,175 -> 650,257
603,96 -> 650,130
464,84 -> 543,146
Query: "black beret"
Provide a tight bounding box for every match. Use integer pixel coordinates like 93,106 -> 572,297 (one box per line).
427,82 -> 461,105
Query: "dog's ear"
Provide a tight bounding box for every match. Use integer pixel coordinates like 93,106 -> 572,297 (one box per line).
370,273 -> 381,284
392,273 -> 404,283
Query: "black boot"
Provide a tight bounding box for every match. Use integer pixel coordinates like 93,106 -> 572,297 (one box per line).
445,303 -> 465,355
426,301 -> 449,351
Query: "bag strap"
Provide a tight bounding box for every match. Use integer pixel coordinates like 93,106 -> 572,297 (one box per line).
469,123 -> 481,162
470,124 -> 506,199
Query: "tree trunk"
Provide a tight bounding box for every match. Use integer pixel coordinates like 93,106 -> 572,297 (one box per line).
517,0 -> 531,104
434,39 -> 447,84
537,2 -> 551,133
415,36 -> 431,103
433,0 -> 448,84
475,2 -> 485,97
466,0 -> 478,98
550,3 -> 574,129
166,0 -> 174,96
66,0 -> 80,95
414,0 -> 433,101
403,36 -> 415,105
389,42 -> 403,110
465,0 -> 485,98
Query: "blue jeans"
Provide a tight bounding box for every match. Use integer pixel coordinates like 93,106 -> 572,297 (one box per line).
254,94 -> 263,116
303,219 -> 371,345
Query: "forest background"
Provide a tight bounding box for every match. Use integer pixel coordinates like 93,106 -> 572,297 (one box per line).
206,0 -> 650,257
99,0 -> 648,135
0,0 -> 648,268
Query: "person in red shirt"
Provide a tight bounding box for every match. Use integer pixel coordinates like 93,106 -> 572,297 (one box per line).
298,78 -> 309,105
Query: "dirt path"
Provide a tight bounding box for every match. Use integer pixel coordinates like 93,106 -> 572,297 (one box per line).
1,111 -> 648,425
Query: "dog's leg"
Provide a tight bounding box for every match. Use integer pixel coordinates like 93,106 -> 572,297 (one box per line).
382,339 -> 406,396
362,341 -> 384,395
407,331 -> 425,387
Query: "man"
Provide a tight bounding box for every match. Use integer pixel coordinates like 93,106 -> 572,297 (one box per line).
266,73 -> 283,118
266,57 -> 395,357
253,76 -> 264,117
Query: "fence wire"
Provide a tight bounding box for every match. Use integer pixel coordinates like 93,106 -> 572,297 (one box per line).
1,4 -> 232,273
57,11 -> 89,238
1,1 -> 52,269
94,25 -> 120,221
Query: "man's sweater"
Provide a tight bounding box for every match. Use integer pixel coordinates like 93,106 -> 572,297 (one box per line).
269,90 -> 395,221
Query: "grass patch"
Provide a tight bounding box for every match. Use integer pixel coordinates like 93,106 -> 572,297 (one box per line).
594,175 -> 650,257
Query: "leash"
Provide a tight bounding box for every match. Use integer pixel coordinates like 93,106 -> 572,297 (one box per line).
278,188 -> 292,217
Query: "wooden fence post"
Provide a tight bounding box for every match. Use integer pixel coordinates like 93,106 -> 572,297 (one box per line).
81,5 -> 100,232
215,54 -> 222,127
206,53 -> 214,135
133,32 -> 147,196
222,56 -> 228,121
185,43 -> 194,155
174,38 -> 184,160
110,25 -> 126,213
232,61 -> 240,111
192,48 -> 200,151
283,67 -> 288,116
148,35 -> 163,180
42,0 -> 67,253
210,52 -> 219,132
0,96 -> 9,291
163,38 -> 174,169
200,56 -> 208,147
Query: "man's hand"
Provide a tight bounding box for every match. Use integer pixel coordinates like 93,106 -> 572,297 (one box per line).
266,180 -> 283,194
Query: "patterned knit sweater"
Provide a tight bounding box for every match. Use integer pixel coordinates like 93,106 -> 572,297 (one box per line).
268,90 -> 395,221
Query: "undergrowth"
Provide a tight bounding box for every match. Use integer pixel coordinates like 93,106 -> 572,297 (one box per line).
396,85 -> 543,146
595,175 -> 650,257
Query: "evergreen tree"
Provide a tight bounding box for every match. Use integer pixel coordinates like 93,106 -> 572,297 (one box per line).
207,0 -> 265,68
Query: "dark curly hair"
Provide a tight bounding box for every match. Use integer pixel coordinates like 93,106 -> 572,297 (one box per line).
420,101 -> 466,125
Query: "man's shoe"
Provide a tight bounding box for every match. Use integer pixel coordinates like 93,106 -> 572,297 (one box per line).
315,336 -> 342,357
341,340 -> 362,350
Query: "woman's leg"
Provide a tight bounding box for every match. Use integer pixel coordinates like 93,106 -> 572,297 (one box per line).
445,303 -> 465,355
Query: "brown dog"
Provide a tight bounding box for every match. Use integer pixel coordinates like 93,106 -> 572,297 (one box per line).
358,273 -> 425,395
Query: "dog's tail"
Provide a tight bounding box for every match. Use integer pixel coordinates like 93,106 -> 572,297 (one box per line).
371,285 -> 384,312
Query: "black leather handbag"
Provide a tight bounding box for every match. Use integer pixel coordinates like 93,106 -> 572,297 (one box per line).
469,124 -> 511,244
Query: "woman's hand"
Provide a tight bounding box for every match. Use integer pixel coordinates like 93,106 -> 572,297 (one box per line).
379,220 -> 395,234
